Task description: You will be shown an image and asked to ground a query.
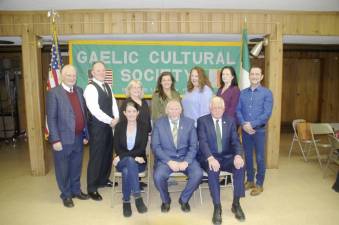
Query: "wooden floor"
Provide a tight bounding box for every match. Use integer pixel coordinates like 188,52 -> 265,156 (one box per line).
0,132 -> 338,225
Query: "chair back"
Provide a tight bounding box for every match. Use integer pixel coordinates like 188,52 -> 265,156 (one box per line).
296,121 -> 311,141
292,119 -> 306,138
328,135 -> 339,150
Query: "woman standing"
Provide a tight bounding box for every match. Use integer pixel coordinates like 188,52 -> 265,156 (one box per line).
120,80 -> 152,133
216,66 -> 240,119
182,66 -> 213,124
151,71 -> 181,122
113,101 -> 148,217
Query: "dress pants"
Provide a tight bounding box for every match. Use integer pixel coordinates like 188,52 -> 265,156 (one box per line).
53,135 -> 83,200
242,129 -> 266,186
200,156 -> 245,205
87,123 -> 113,193
153,160 -> 203,204
116,157 -> 146,202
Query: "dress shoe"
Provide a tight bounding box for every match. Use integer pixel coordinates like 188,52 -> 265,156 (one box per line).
62,198 -> 74,208
72,191 -> 89,200
212,204 -> 222,225
123,202 -> 132,217
231,203 -> 246,221
244,181 -> 255,190
135,197 -> 147,213
88,191 -> 103,201
161,202 -> 170,213
178,198 -> 190,212
250,186 -> 264,196
139,181 -> 147,188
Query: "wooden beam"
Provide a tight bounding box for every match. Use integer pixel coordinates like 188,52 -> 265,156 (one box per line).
21,26 -> 46,175
265,23 -> 283,169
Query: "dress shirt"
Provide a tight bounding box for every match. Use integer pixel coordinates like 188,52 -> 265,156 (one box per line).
83,77 -> 119,125
61,83 -> 73,93
168,118 -> 180,133
236,85 -> 273,128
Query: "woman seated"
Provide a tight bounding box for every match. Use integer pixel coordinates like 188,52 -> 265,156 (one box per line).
113,100 -> 148,217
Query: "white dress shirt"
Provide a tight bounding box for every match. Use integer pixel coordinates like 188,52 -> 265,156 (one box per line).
83,77 -> 119,125
212,117 -> 223,137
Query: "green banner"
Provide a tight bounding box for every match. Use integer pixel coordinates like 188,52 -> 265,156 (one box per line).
69,40 -> 241,98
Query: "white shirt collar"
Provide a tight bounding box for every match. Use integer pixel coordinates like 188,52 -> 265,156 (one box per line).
61,83 -> 73,93
92,77 -> 105,86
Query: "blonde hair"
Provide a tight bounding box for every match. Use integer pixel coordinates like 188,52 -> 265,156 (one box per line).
125,80 -> 144,98
209,96 -> 225,109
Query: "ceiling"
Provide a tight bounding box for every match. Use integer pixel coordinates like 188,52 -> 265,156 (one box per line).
0,0 -> 339,11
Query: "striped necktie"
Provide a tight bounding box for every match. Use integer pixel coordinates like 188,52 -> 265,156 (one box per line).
216,119 -> 222,153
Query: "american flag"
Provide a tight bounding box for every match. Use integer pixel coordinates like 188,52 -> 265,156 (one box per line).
45,23 -> 62,138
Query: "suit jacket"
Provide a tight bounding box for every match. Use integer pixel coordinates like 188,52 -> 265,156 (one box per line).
46,85 -> 89,145
197,114 -> 243,162
113,120 -> 148,161
151,115 -> 197,165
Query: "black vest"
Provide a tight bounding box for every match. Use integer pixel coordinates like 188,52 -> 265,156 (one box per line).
88,81 -> 113,126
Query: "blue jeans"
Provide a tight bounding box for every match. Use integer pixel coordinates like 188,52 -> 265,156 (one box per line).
242,129 -> 266,186
116,157 -> 146,202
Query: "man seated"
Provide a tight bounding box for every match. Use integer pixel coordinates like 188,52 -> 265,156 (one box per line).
151,100 -> 203,213
197,96 -> 246,224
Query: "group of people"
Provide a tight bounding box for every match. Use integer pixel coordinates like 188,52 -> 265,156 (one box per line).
46,61 -> 273,225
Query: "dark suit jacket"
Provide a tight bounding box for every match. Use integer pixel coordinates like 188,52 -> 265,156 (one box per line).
197,114 -> 243,162
113,120 -> 148,161
151,115 -> 197,165
46,85 -> 89,145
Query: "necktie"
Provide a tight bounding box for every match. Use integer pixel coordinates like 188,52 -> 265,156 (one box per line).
216,119 -> 222,153
70,87 -> 73,93
172,120 -> 178,148
102,83 -> 108,95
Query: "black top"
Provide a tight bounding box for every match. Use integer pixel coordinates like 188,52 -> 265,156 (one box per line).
120,97 -> 152,133
113,119 -> 148,161
87,81 -> 113,126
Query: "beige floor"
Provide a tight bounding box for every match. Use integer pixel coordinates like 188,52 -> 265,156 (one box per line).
0,132 -> 338,225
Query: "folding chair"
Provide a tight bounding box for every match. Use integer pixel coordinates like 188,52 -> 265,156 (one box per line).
198,171 -> 233,205
309,123 -> 334,168
323,135 -> 339,177
110,144 -> 151,208
288,119 -> 308,161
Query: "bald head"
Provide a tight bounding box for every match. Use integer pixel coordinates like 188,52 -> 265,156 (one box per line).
61,64 -> 77,87
209,96 -> 225,119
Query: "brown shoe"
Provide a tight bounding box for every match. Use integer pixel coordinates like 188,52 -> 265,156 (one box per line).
250,186 -> 264,196
244,181 -> 255,190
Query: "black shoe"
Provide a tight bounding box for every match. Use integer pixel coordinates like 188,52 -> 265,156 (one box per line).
72,191 -> 89,200
219,178 -> 226,186
231,204 -> 246,222
212,204 -> 222,225
88,191 -> 103,201
135,197 -> 147,213
62,198 -> 74,208
123,202 -> 132,217
161,202 -> 170,213
178,198 -> 190,212
139,181 -> 147,188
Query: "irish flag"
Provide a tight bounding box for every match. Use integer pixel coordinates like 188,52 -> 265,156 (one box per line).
239,24 -> 251,90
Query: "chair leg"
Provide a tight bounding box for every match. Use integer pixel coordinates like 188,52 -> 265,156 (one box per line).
297,140 -> 307,162
288,139 -> 295,159
111,173 -> 116,208
314,145 -> 323,168
199,185 -> 203,206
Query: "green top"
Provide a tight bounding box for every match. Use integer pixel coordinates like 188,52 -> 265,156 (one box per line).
151,90 -> 181,122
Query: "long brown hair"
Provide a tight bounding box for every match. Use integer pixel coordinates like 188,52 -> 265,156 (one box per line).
155,71 -> 176,100
187,66 -> 212,92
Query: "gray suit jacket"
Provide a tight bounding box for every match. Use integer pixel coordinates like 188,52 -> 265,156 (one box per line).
46,85 -> 89,145
151,115 -> 197,165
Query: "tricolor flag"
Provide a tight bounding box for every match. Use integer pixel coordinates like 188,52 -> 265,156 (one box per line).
45,21 -> 62,138
239,21 -> 251,90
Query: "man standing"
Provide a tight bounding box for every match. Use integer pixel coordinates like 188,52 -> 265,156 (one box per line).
151,100 -> 203,213
46,64 -> 89,207
236,66 -> 273,196
197,96 -> 246,224
84,61 -> 119,201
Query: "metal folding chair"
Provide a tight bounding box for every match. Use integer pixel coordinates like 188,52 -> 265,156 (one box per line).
323,135 -> 339,177
288,119 -> 309,161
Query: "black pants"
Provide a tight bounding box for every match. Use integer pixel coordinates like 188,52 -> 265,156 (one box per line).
87,123 -> 113,193
333,172 -> 339,192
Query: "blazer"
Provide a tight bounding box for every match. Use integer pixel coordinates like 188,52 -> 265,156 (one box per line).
197,114 -> 243,162
46,85 -> 89,145
151,115 -> 197,165
113,120 -> 148,161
